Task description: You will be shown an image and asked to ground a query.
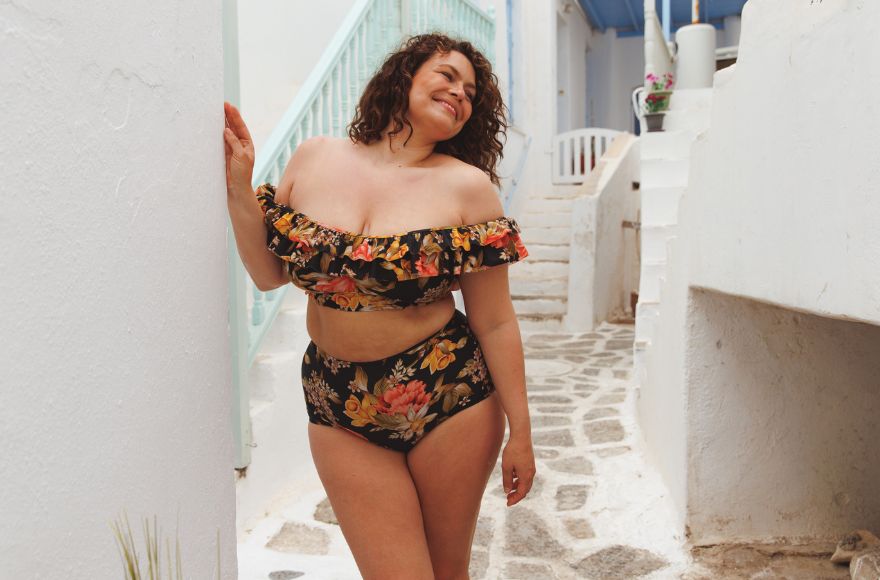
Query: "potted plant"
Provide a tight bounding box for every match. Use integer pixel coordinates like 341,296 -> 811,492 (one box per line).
643,72 -> 674,132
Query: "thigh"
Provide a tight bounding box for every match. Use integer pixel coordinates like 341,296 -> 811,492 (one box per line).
406,391 -> 506,579
308,423 -> 434,580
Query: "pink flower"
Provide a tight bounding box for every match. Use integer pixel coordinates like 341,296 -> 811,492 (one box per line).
415,252 -> 439,276
377,380 -> 430,416
314,275 -> 357,293
350,240 -> 374,261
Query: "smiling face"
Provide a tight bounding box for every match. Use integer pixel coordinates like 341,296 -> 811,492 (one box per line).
405,50 -> 477,143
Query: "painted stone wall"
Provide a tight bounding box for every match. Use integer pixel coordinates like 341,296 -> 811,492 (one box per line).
1,1 -> 236,576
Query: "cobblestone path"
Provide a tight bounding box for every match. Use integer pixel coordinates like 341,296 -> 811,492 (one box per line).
239,322 -> 692,580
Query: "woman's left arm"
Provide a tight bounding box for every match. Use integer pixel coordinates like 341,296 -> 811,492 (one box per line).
459,265 -> 535,506
459,265 -> 535,507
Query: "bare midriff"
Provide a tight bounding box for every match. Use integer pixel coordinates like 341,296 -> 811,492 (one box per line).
305,292 -> 457,362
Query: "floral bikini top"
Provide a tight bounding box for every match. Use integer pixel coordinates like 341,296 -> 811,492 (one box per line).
255,182 -> 529,312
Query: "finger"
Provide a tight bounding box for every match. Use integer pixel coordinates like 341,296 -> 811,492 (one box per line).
506,469 -> 536,506
224,127 -> 244,157
225,102 -> 253,144
502,463 -> 514,495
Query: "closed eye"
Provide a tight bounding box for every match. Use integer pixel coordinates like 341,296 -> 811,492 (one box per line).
439,71 -> 474,102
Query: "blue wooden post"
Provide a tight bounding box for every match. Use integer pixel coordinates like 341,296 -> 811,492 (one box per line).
662,0 -> 671,41
222,0 -> 252,469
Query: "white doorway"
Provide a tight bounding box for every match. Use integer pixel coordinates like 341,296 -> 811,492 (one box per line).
556,12 -> 570,133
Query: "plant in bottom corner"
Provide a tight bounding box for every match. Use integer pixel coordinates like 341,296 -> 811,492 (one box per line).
110,511 -> 221,580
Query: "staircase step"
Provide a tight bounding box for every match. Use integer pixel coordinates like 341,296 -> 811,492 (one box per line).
664,88 -> 713,111
510,278 -> 567,296
641,185 -> 685,227
518,211 -> 572,228
524,197 -> 575,213
641,224 -> 678,264
641,158 -> 690,189
640,130 -> 695,160
517,313 -> 564,332
663,107 -> 712,133
511,260 -> 569,280
512,296 -> 567,315
521,227 -> 571,245
523,243 -> 570,261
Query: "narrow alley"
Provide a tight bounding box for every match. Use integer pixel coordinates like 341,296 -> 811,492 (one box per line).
238,322 -> 692,580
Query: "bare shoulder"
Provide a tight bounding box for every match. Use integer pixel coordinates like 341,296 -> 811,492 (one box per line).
446,160 -> 504,224
274,135 -> 330,206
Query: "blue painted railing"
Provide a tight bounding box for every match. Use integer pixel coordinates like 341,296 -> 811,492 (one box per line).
230,0 -> 497,468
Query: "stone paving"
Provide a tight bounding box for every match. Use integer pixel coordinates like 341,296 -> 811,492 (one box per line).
238,322 -> 693,579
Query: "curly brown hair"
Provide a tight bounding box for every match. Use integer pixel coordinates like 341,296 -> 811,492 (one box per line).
347,33 -> 508,187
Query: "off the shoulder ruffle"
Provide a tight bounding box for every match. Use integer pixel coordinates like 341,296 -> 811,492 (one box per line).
254,182 -> 529,282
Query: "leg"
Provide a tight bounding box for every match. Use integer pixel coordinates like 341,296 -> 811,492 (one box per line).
308,423 -> 435,580
406,392 -> 506,580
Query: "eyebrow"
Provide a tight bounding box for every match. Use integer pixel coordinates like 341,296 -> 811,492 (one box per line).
437,64 -> 477,92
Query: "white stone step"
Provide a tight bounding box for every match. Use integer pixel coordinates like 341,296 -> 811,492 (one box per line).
640,224 -> 677,264
521,226 -> 571,245
517,313 -> 564,332
523,243 -> 570,261
524,197 -> 575,213
512,296 -> 567,315
664,88 -> 713,111
641,158 -> 691,189
635,300 -> 660,344
510,278 -> 567,297
641,185 -> 685,227
640,130 -> 694,161
518,211 -> 571,228
662,107 -> 712,133
510,259 -> 569,280
637,262 -> 667,304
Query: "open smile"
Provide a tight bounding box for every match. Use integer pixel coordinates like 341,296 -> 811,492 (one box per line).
434,98 -> 457,119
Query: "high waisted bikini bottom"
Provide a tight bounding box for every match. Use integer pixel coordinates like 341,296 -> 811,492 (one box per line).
300,308 -> 496,453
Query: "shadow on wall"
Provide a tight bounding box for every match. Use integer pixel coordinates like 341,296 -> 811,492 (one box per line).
685,287 -> 880,545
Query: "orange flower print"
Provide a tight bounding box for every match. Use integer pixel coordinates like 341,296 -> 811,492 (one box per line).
315,275 -> 357,293
332,293 -> 359,310
273,214 -> 293,235
482,225 -> 512,249
384,241 -> 410,261
350,240 -> 374,261
415,252 -> 439,276
288,232 -> 312,251
377,380 -> 430,416
451,228 -> 471,251
514,235 -> 529,258
420,339 -> 460,373
343,394 -> 378,427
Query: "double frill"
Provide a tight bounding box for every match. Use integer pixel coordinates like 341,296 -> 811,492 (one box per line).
254,182 -> 529,312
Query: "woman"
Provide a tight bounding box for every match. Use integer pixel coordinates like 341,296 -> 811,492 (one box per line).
224,33 -> 535,579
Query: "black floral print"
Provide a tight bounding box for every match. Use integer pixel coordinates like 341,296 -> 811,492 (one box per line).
254,182 -> 529,311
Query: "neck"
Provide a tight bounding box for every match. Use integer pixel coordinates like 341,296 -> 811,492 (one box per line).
366,123 -> 436,168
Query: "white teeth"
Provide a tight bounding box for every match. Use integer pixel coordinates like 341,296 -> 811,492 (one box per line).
436,99 -> 456,117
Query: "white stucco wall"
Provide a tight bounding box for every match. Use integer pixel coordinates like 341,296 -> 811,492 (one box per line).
238,0 -> 357,151
1,2 -> 236,577
686,289 -> 880,543
687,0 -> 880,326
638,0 -> 880,543
566,135 -> 641,330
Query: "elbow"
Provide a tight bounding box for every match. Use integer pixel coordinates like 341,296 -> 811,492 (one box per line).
253,276 -> 287,292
